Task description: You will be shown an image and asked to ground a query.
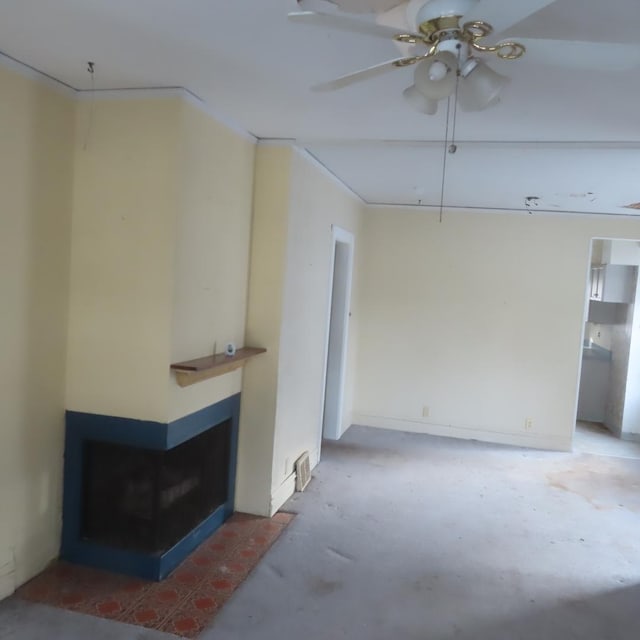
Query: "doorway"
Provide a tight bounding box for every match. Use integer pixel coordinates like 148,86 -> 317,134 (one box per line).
574,238 -> 640,456
321,226 -> 354,443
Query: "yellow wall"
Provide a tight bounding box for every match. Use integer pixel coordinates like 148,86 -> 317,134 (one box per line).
237,145 -> 293,516
271,149 -> 363,507
67,96 -> 255,424
354,208 -> 640,449
0,66 -> 75,597
66,98 -> 181,422
168,100 -> 255,422
239,145 -> 364,516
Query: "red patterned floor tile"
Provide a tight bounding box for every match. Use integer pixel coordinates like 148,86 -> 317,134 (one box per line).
60,591 -> 86,606
271,511 -> 295,524
161,614 -> 202,638
209,578 -> 233,591
193,595 -> 219,612
94,599 -> 124,618
159,599 -> 221,638
131,607 -> 162,625
17,511 -> 293,638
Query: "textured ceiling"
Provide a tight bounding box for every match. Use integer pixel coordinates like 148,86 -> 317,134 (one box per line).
1,0 -> 639,213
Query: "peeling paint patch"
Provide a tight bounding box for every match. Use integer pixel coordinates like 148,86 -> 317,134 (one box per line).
623,202 -> 640,210
524,196 -> 540,213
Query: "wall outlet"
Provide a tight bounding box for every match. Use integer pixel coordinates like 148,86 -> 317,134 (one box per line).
524,417 -> 533,431
422,406 -> 430,418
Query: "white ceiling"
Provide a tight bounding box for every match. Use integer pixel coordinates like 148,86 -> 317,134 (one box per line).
1,0 -> 639,213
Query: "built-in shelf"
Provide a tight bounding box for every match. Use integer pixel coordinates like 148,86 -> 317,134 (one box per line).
170,347 -> 266,387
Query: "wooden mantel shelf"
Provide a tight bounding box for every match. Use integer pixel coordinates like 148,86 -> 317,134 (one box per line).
170,347 -> 266,387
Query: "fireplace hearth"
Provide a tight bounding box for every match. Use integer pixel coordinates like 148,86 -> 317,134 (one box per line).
62,394 -> 240,580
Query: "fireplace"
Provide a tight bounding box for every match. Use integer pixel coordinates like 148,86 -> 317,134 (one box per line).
62,394 -> 240,580
82,420 -> 231,554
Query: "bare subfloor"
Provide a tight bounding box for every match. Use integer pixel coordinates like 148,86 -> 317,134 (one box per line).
3,425 -> 640,639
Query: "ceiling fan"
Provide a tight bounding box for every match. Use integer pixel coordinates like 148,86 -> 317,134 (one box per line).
289,0 -> 640,114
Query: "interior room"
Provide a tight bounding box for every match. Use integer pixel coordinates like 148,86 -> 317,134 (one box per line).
575,239 -> 640,458
1,0 -> 640,638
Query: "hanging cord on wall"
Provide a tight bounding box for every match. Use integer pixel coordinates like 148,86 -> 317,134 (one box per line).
83,62 -> 96,151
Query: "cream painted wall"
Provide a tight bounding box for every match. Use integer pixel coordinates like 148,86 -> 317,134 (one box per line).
168,100 -> 255,422
270,149 -> 363,506
239,145 -> 364,516
354,208 -> 640,450
237,145 -> 293,516
66,98 -> 181,422
0,66 -> 74,597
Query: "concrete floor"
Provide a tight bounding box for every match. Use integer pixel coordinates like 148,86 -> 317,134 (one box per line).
574,421 -> 640,459
3,425 -> 640,639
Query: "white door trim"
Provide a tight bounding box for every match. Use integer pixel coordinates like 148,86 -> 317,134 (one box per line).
319,225 -> 355,452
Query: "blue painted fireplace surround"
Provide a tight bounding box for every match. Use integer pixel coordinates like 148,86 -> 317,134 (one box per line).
61,393 -> 240,580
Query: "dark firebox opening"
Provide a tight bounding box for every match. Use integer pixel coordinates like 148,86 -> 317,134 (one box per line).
82,420 -> 231,555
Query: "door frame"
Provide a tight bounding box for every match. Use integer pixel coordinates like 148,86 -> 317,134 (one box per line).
318,225 -> 355,452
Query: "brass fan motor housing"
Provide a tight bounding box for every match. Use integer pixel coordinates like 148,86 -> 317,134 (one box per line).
396,16 -> 526,61
417,15 -> 462,41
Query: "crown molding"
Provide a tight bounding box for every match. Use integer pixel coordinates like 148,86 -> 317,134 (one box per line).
365,202 -> 640,218
0,50 -> 256,142
76,87 -> 257,143
254,140 -> 364,204
256,138 -> 297,147
180,89 -> 257,143
0,50 -> 75,97
296,146 -> 365,204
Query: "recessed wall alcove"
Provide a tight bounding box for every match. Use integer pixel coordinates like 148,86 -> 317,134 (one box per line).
61,394 -> 240,580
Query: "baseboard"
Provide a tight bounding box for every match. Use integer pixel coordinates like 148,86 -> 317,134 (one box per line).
0,549 -> 16,601
352,413 -> 572,452
270,474 -> 296,516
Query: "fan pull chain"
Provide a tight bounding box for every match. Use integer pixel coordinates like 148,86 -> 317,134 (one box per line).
438,45 -> 462,223
438,94 -> 452,224
449,44 -> 462,155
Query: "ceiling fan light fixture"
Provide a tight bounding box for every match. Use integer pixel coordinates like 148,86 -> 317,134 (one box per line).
413,51 -> 457,100
428,59 -> 449,81
403,84 -> 439,114
457,60 -> 509,111
459,56 -> 479,78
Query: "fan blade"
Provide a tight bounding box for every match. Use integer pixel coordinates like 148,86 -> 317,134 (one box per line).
511,38 -> 640,71
311,57 -> 414,91
297,0 -> 405,13
462,0 -> 556,37
297,0 -> 341,11
288,11 -> 415,40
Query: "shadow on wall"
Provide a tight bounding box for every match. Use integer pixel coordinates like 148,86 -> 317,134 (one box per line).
434,583 -> 640,640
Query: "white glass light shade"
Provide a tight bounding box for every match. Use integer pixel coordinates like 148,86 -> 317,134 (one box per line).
428,60 -> 448,81
403,85 -> 439,114
413,52 -> 457,100
458,61 -> 509,111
